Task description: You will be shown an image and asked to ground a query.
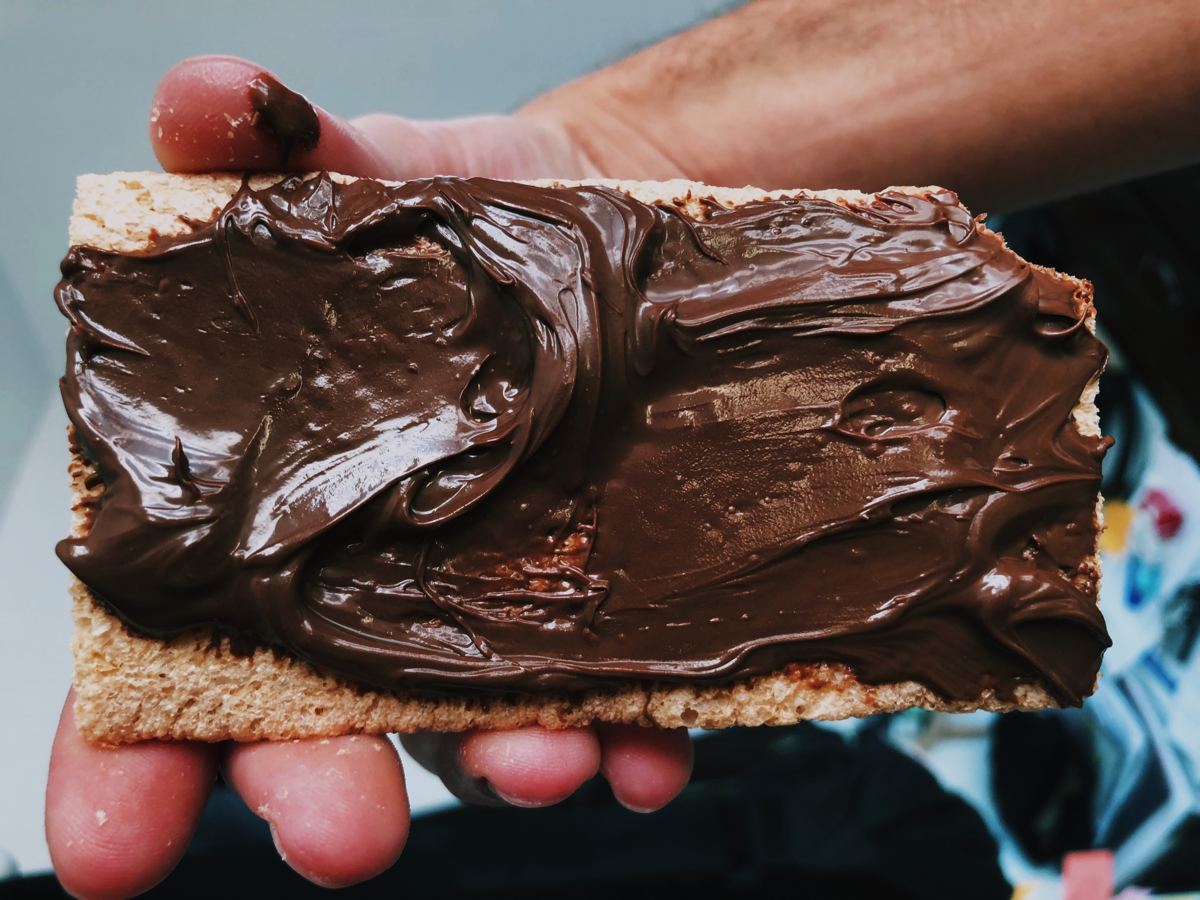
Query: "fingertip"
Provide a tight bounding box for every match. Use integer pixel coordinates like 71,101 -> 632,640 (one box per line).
46,691 -> 217,899
150,55 -> 392,177
151,55 -> 270,172
224,734 -> 409,888
598,726 -> 693,813
459,728 -> 601,808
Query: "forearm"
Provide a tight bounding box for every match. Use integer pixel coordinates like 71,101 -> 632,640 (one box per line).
522,0 -> 1200,211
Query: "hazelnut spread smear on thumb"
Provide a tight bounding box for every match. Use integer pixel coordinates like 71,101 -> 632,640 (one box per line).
56,174 -> 1110,706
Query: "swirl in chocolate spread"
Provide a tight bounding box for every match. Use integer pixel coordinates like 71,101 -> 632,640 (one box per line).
55,175 -> 1111,703
247,73 -> 320,160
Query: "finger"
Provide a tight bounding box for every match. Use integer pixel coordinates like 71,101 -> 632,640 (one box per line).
350,112 -> 594,180
402,727 -> 601,808
598,725 -> 693,813
46,690 -> 217,900
223,734 -> 409,888
151,55 -> 592,180
151,55 -> 393,177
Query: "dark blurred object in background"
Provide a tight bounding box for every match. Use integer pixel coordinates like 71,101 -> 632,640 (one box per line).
991,712 -> 1097,864
1003,166 -> 1200,465
5,725 -> 1009,900
996,166 -> 1200,892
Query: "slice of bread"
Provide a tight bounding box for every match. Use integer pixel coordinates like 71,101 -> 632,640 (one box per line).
66,172 -> 1097,744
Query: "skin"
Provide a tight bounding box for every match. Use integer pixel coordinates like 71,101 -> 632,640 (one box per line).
524,0 -> 1200,211
47,0 -> 1200,894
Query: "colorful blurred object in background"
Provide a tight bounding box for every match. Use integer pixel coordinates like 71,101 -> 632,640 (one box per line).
906,166 -> 1200,896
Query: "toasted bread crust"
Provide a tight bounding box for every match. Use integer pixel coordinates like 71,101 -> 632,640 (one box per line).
66,172 -> 1091,744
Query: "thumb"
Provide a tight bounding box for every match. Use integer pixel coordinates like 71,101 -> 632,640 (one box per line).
151,54 -> 594,180
351,112 -> 597,181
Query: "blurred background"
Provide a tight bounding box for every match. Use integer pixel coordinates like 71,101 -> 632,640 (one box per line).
1,2 -> 1198,897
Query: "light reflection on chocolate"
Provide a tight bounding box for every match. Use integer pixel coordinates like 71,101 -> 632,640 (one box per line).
56,175 -> 1110,703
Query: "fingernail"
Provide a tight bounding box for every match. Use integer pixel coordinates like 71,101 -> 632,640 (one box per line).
616,798 -> 661,814
269,820 -> 341,888
267,821 -> 287,863
489,781 -> 550,809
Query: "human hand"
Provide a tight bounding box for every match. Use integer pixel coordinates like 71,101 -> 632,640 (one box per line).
45,55 -> 693,899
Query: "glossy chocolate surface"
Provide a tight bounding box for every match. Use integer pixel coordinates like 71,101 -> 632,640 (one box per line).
57,175 -> 1110,702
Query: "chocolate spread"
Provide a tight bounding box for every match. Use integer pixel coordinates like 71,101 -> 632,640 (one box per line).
56,175 -> 1110,703
247,73 -> 320,160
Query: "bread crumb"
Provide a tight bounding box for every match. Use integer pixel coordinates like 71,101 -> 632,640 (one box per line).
94,809 -> 107,826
